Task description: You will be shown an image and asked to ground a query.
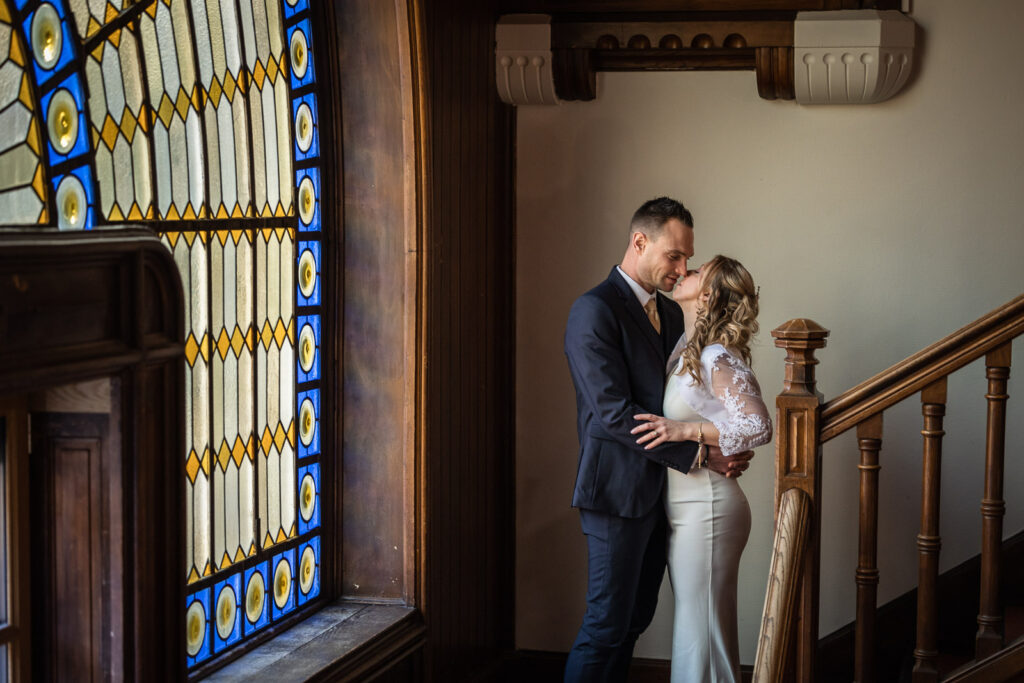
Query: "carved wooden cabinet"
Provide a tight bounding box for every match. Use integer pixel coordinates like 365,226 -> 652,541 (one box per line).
0,230 -> 185,682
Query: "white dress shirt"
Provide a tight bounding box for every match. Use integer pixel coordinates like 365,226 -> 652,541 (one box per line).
615,266 -> 655,309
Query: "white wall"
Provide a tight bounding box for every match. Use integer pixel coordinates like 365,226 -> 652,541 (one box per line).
515,0 -> 1024,662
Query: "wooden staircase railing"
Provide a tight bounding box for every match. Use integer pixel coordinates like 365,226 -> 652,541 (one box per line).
762,293 -> 1024,683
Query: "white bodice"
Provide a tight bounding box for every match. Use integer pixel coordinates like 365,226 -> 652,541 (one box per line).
662,342 -> 773,456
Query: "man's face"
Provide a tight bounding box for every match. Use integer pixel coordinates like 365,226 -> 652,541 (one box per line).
636,218 -> 694,292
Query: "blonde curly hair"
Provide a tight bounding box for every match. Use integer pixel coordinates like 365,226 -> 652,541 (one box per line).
678,255 -> 760,387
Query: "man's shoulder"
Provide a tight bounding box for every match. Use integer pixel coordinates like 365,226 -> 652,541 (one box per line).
570,275 -> 621,314
577,269 -> 623,301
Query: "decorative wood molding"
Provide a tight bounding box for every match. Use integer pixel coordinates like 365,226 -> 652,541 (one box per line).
755,46 -> 795,100
496,8 -> 915,104
497,15 -> 560,105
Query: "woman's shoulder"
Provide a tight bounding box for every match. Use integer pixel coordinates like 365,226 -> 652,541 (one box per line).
700,343 -> 753,373
700,343 -> 734,362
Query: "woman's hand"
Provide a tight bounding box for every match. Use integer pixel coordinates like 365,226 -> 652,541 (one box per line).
631,414 -> 692,450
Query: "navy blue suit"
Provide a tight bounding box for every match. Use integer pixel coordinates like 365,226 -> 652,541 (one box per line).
564,267 -> 698,682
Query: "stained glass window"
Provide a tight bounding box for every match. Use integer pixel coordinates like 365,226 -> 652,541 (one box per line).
0,0 -> 324,671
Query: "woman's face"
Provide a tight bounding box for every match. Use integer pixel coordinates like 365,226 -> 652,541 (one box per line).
672,263 -> 707,305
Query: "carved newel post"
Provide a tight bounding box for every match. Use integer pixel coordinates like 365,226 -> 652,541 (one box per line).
772,319 -> 829,683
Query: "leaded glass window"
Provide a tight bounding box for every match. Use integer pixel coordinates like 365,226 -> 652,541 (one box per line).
0,0 -> 324,671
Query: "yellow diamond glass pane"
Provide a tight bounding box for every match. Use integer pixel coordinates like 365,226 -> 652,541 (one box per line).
256,228 -> 295,549
0,15 -> 47,224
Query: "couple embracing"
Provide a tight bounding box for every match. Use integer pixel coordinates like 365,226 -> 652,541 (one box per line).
564,197 -> 772,683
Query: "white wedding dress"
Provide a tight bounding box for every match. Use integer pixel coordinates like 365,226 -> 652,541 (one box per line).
662,343 -> 772,683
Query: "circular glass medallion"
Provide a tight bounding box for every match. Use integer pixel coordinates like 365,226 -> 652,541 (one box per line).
298,324 -> 316,372
290,29 -> 308,79
299,397 -> 315,446
299,545 -> 316,595
299,473 -> 316,522
55,175 -> 86,230
31,4 -> 62,70
273,558 -> 292,609
298,249 -> 316,297
295,103 -> 313,153
215,585 -> 236,640
245,571 -> 265,624
298,176 -> 315,225
186,600 -> 206,656
47,89 -> 78,155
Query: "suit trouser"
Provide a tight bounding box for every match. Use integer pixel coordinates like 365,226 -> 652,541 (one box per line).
564,504 -> 667,683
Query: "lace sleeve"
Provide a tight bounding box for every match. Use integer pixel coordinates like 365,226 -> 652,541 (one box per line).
707,350 -> 773,456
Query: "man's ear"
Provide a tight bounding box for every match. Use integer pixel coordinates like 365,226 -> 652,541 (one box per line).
632,231 -> 646,253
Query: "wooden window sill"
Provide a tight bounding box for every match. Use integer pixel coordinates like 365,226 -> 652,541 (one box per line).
201,601 -> 425,682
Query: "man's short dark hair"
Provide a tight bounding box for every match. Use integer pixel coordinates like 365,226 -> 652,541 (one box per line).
629,197 -> 694,238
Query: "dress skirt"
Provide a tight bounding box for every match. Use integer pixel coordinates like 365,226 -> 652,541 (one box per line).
664,464 -> 751,683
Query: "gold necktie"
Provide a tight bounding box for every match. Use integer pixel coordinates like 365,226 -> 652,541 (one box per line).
644,297 -> 661,334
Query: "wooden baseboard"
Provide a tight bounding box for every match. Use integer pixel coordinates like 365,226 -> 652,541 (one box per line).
498,530 -> 1024,683
501,650 -> 751,682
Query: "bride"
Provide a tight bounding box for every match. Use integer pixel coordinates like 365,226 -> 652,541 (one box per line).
631,255 -> 772,683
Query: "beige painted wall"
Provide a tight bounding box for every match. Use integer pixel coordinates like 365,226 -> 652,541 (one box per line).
515,0 -> 1024,662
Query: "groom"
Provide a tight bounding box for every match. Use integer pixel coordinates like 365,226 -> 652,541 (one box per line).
563,197 -> 753,682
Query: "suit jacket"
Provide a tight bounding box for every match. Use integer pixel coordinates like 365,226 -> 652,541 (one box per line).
565,267 -> 699,518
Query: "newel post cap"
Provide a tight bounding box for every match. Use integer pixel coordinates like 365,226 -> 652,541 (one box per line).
773,319 -> 829,395
772,318 -> 830,348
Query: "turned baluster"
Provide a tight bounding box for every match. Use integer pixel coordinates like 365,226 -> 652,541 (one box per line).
976,343 -> 1011,659
855,413 -> 883,683
772,319 -> 829,683
913,377 -> 947,683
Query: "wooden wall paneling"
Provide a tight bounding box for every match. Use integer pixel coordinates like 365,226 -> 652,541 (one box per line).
309,0 -> 344,604
30,411 -> 110,682
419,0 -> 516,678
336,0 -> 414,601
497,0 -> 900,12
1,397 -> 30,682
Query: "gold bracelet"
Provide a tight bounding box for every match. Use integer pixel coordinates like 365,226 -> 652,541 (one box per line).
696,421 -> 705,469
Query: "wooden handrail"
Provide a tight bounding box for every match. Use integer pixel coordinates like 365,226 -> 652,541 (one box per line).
753,487 -> 812,683
819,294 -> 1024,443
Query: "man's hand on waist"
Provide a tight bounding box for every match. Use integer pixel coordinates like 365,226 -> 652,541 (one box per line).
705,446 -> 753,478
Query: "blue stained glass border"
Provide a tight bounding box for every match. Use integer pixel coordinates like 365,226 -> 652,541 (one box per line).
282,0 -> 309,21
296,166 -> 320,232
297,387 -> 319,459
297,462 -> 320,535
185,588 -> 213,667
286,20 -> 315,90
296,313 -> 320,383
297,536 -> 320,606
211,573 -> 244,652
270,548 -> 297,620
243,561 -> 271,636
50,163 -> 96,229
291,93 -> 319,162
39,75 -> 91,165
296,240 -> 321,307
22,2 -> 77,87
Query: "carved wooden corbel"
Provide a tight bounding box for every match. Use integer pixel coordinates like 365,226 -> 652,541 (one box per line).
496,9 -> 916,106
755,46 -> 796,100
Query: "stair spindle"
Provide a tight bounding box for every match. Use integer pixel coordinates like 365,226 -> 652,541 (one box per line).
855,413 -> 883,683
976,343 -> 1012,659
913,377 -> 946,683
